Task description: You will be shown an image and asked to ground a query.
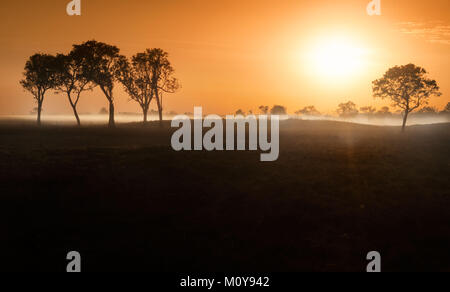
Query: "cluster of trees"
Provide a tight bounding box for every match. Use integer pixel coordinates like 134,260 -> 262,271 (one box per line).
295,106 -> 321,116
332,101 -> 447,120
235,105 -> 288,116
417,104 -> 450,115
21,55 -> 443,132
235,99 -> 449,122
231,65 -> 444,132
304,64 -> 443,131
337,101 -> 359,118
336,102 -> 394,118
331,64 -> 443,130
20,40 -> 180,127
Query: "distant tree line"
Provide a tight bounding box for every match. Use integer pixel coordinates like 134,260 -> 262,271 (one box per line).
249,64 -> 445,131
335,102 -> 449,118
20,40 -> 180,127
238,100 -> 448,121
235,105 -> 288,116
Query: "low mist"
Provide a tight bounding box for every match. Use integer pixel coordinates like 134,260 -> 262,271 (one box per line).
0,112 -> 448,127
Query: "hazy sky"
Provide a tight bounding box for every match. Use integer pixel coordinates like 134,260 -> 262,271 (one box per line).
0,0 -> 449,115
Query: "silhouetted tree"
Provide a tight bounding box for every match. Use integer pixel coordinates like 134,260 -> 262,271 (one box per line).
376,106 -> 392,117
99,107 -> 108,115
360,106 -> 377,115
373,64 -> 441,131
167,110 -> 178,116
270,105 -> 287,115
20,54 -> 58,126
418,106 -> 438,114
442,102 -> 450,113
378,106 -> 391,114
146,49 -> 180,126
115,54 -> 154,123
259,106 -> 269,114
72,40 -> 122,128
337,101 -> 358,118
235,109 -> 245,116
53,51 -> 94,126
295,106 -> 321,116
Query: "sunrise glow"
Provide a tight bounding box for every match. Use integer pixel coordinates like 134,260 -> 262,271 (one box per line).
308,36 -> 368,79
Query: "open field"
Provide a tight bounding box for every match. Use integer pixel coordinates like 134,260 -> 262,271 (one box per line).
1,119 -> 449,271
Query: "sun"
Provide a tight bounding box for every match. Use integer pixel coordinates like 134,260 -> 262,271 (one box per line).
308,36 -> 367,79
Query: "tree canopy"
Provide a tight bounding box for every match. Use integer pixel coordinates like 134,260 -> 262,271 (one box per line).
20,53 -> 58,125
337,101 -> 358,118
115,54 -> 154,122
71,40 -> 122,127
270,105 -> 287,115
295,106 -> 321,116
144,48 -> 180,124
53,51 -> 94,126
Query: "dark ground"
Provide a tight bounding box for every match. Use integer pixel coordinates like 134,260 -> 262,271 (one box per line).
0,119 -> 449,272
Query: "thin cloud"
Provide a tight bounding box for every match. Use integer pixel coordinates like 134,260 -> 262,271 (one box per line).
397,21 -> 450,45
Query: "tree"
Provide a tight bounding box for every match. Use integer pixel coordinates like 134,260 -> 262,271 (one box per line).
235,109 -> 245,116
99,107 -> 108,115
53,51 -> 94,126
295,106 -> 321,116
418,106 -> 438,114
146,49 -> 180,126
441,102 -> 450,113
372,64 -> 441,131
378,106 -> 391,114
337,101 -> 358,118
115,54 -> 154,123
270,105 -> 287,115
72,40 -> 122,128
376,106 -> 392,117
20,54 -> 58,126
259,106 -> 269,114
360,106 -> 377,115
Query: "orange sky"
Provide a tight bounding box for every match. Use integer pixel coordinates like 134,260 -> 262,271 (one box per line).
0,0 -> 449,116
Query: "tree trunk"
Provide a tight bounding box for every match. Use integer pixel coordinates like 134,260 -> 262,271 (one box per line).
143,107 -> 148,124
156,93 -> 163,127
402,111 -> 409,132
109,101 -> 115,128
68,94 -> 81,127
72,105 -> 81,126
37,101 -> 42,127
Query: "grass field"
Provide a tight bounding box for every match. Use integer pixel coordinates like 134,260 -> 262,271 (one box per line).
1,119 -> 449,271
